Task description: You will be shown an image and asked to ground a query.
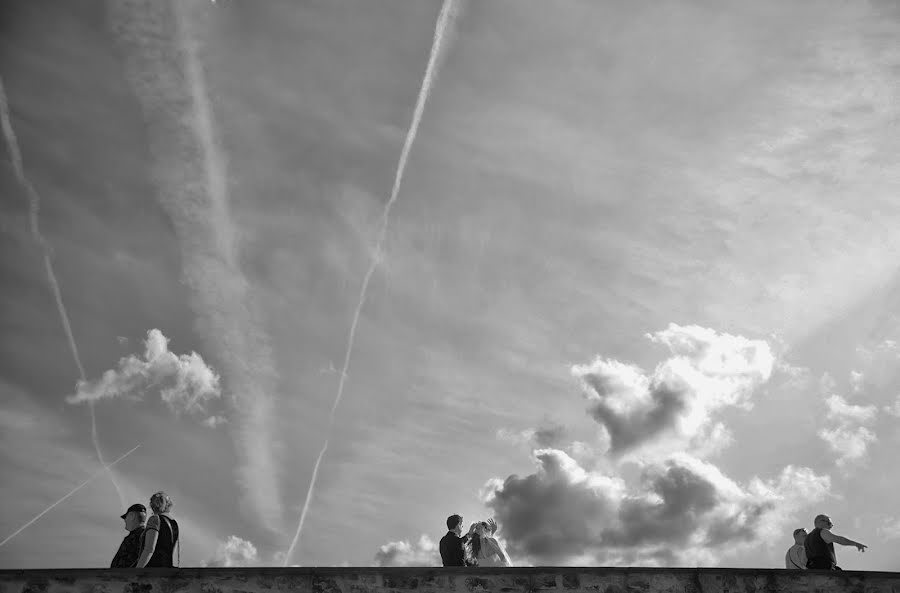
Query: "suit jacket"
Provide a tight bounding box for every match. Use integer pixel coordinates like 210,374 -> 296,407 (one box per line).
439,531 -> 468,566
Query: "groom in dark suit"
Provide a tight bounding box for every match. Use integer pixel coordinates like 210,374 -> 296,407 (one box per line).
439,514 -> 475,566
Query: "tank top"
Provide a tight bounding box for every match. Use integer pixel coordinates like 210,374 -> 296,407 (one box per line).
145,515 -> 179,567
804,527 -> 834,564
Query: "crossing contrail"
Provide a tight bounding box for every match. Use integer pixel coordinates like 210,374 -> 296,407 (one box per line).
0,445 -> 140,548
0,77 -> 126,510
283,0 -> 462,566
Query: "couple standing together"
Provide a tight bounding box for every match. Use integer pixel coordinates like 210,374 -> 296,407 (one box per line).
439,515 -> 512,567
110,491 -> 179,568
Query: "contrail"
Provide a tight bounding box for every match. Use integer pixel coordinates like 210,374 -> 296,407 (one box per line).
0,445 -> 140,548
0,77 -> 126,510
109,0 -> 282,529
283,0 -> 461,566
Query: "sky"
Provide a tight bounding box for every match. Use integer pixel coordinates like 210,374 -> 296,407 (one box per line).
1,0 -> 900,571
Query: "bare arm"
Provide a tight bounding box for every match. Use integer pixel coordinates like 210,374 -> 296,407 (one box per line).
135,516 -> 160,568
820,529 -> 867,551
488,538 -> 512,567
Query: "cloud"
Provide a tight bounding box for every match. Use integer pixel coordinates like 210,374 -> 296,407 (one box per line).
876,517 -> 900,541
851,339 -> 900,395
66,329 -> 223,423
373,534 -> 440,567
481,449 -> 625,564
848,370 -> 865,395
818,394 -> 878,468
202,415 -> 229,428
571,324 -> 774,457
497,422 -> 568,449
203,535 -> 260,567
482,448 -> 829,566
883,396 -> 900,418
477,325 -> 831,566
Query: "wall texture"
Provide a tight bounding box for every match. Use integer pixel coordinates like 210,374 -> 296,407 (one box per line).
1,568 -> 899,593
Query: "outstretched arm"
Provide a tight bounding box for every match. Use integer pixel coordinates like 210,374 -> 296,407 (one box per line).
487,538 -> 512,567
820,529 -> 867,551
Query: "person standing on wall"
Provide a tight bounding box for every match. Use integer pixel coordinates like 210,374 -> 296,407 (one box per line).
135,491 -> 180,568
804,514 -> 866,570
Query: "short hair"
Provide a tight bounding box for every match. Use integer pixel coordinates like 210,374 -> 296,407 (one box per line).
793,528 -> 806,537
814,514 -> 830,524
150,491 -> 173,514
446,514 -> 462,530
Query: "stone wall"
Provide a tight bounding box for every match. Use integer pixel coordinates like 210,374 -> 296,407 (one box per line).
2,567 -> 899,593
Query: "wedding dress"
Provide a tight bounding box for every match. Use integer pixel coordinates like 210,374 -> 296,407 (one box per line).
477,536 -> 512,567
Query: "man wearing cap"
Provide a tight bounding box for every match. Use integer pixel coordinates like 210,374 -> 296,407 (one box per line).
111,504 -> 147,568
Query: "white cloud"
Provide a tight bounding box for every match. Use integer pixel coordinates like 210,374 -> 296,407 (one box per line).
823,394 -> 877,424
818,394 -> 878,468
66,329 -> 223,423
876,517 -> 900,541
497,423 -> 568,448
203,535 -> 260,567
202,415 -> 229,428
849,370 -> 865,395
853,340 -> 900,393
883,395 -> 900,418
571,324 -> 774,458
373,534 -> 440,567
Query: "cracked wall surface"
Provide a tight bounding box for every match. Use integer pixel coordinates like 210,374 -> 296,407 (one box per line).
2,567 -> 900,593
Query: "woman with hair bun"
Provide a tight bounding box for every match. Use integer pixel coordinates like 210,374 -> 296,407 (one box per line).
136,491 -> 180,568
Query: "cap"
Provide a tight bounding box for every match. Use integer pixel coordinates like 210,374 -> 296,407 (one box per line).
120,503 -> 147,519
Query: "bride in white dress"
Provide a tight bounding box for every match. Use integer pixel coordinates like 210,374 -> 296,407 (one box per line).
470,520 -> 512,567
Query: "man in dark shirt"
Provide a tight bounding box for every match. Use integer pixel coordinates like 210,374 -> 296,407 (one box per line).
804,514 -> 867,570
439,515 -> 476,566
111,503 -> 147,568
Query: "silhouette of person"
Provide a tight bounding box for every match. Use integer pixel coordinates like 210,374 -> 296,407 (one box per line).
439,514 -> 477,566
805,514 -> 866,570
135,491 -> 180,568
110,503 -> 146,568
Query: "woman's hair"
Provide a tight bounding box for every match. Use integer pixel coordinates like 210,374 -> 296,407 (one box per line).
470,523 -> 483,558
150,491 -> 173,514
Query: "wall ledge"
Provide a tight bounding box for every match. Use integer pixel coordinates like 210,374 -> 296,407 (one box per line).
3,566 -> 900,593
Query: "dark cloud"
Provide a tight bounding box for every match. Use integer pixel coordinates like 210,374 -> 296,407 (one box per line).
584,373 -> 688,454
601,463 -> 721,547
484,450 -> 620,561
